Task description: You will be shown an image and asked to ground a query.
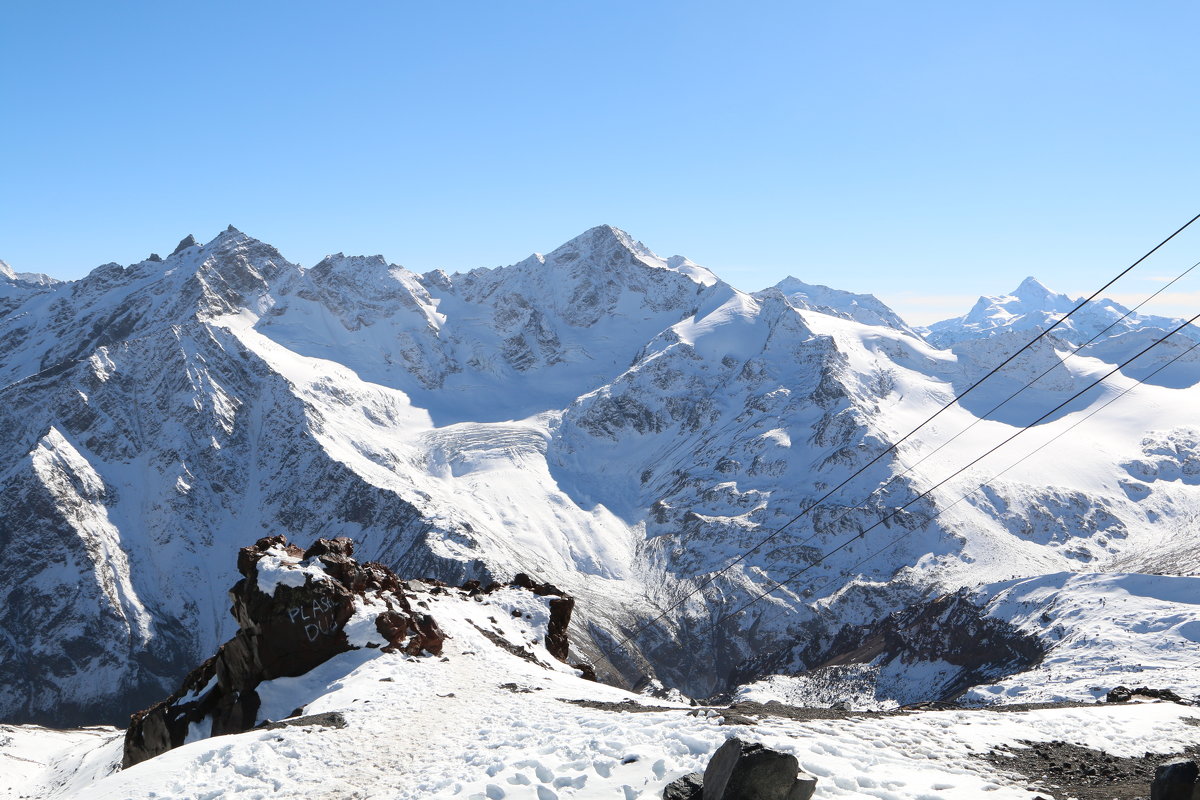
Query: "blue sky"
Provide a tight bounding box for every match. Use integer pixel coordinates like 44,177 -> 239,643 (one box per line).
3,1 -> 1198,324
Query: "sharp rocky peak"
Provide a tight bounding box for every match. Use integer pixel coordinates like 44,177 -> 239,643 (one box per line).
546,224 -> 658,265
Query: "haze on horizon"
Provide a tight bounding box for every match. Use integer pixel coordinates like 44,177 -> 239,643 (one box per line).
3,1 -> 1199,325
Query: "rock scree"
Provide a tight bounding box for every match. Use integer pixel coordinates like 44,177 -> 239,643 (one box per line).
123,534 -> 447,767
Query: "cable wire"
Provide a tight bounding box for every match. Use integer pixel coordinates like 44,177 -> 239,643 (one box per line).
598,212 -> 1200,662
748,335 -> 1200,645
705,310 -> 1200,635
748,256 -> 1200,576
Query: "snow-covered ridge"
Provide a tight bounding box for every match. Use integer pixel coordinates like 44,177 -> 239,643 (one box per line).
767,276 -> 918,336
0,257 -> 60,287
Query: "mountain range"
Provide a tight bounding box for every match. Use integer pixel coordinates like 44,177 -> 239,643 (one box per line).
2,225 -> 1199,726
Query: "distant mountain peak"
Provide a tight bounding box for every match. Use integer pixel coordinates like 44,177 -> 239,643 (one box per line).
1011,276 -> 1068,305
1014,275 -> 1048,294
0,258 -> 62,287
551,224 -> 647,260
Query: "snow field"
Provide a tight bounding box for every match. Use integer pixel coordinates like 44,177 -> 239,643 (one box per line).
969,572 -> 1200,703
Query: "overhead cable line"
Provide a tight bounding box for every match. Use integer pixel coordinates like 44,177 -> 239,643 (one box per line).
705,309 -> 1200,635
750,256 -> 1200,575
741,333 -> 1200,644
600,212 -> 1200,660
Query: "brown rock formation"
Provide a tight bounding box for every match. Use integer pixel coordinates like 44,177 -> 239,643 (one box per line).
123,535 -> 438,767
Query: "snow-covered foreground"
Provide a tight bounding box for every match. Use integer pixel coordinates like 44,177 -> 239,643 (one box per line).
6,589 -> 1199,800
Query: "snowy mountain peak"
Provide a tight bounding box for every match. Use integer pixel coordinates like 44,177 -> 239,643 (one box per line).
1011,276 -> 1071,307
307,252 -> 402,291
545,224 -> 660,267
6,225 -> 1200,752
200,225 -> 263,252
927,274 -> 1200,350
0,259 -> 14,280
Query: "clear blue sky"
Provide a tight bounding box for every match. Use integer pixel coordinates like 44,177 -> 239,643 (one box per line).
3,1 -> 1199,324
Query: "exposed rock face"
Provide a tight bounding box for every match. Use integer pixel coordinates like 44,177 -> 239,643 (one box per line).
829,591 -> 1046,691
702,736 -> 817,800
739,590 -> 1046,706
123,535 -> 437,767
171,234 -> 199,256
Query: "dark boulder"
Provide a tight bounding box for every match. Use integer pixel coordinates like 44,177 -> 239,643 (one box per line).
123,535 -> 437,768
511,572 -> 565,597
1107,686 -> 1133,703
572,661 -> 599,682
703,737 -> 817,800
1152,759 -> 1200,800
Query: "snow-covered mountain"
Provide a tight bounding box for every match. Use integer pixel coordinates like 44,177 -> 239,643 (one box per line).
926,275 -> 1200,349
2,226 -> 1199,728
0,258 -> 59,288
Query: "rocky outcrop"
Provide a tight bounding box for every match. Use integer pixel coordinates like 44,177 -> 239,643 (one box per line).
123,535 -> 440,767
171,234 -> 199,256
458,573 -> 589,676
662,737 -> 817,800
508,572 -> 575,662
1107,685 -> 1189,704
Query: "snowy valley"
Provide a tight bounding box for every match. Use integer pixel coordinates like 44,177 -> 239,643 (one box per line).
2,225 -> 1199,798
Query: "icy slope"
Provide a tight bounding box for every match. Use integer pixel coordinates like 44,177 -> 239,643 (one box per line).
968,572 -> 1200,703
